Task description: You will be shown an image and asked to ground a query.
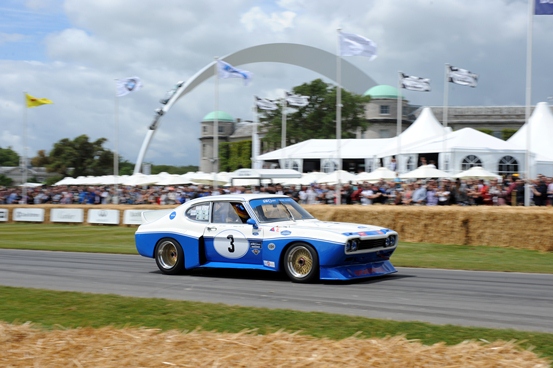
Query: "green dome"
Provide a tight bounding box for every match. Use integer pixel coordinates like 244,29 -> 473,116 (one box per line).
202,111 -> 234,122
363,85 -> 403,99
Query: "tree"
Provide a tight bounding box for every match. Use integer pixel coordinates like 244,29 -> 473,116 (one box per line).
219,140 -> 252,172
0,174 -> 13,186
260,79 -> 371,148
47,135 -> 114,177
501,128 -> 518,141
150,164 -> 199,174
31,149 -> 50,167
0,146 -> 20,166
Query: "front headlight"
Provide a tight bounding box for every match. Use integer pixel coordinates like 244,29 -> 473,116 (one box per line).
345,240 -> 352,252
351,239 -> 359,251
385,235 -> 397,247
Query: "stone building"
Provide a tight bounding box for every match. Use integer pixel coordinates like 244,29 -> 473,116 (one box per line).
362,85 -> 525,139
198,111 -> 262,172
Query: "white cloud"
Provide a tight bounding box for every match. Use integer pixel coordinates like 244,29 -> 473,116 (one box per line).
240,6 -> 296,32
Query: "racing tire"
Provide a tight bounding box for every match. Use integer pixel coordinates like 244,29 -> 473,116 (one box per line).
283,243 -> 319,283
154,238 -> 185,275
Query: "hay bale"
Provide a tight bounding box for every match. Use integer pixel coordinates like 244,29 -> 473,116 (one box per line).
0,322 -> 548,367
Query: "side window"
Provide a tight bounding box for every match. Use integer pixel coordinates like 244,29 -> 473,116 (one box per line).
185,204 -> 209,222
212,202 -> 251,223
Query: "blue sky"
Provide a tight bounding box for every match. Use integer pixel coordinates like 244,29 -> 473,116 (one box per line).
0,0 -> 70,61
0,0 -> 552,168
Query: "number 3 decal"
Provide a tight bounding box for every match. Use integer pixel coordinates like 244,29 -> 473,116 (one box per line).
214,230 -> 249,259
227,234 -> 235,253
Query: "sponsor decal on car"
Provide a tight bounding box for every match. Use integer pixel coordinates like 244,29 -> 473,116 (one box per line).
263,260 -> 275,268
252,249 -> 260,255
281,230 -> 291,236
249,241 -> 262,249
270,226 -> 279,232
267,243 -> 276,251
169,211 -> 176,220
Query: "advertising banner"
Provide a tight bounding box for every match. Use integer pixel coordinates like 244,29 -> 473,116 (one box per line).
13,208 -> 45,222
123,210 -> 145,225
51,208 -> 84,223
87,209 -> 120,225
0,208 -> 8,222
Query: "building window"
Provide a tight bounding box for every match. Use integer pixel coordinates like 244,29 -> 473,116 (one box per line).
379,129 -> 391,138
498,156 -> 518,177
202,126 -> 207,133
461,155 -> 482,170
218,126 -> 224,133
380,105 -> 390,115
202,144 -> 206,158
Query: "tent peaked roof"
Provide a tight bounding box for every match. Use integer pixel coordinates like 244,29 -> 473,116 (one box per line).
389,127 -> 522,155
399,107 -> 446,146
508,102 -> 553,161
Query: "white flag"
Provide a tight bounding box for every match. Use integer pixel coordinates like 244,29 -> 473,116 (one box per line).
285,91 -> 309,107
339,31 -> 377,60
255,96 -> 278,110
448,66 -> 478,88
400,73 -> 431,92
217,60 -> 252,85
116,76 -> 142,97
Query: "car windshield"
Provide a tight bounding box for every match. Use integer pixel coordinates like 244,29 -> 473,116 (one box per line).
249,197 -> 315,223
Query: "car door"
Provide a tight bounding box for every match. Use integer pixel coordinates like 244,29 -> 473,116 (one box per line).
203,201 -> 263,265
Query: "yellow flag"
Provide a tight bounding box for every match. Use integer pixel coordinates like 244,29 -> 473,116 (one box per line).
26,93 -> 53,108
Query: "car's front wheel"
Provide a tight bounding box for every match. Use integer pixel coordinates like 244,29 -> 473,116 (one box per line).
283,243 -> 319,283
155,238 -> 185,275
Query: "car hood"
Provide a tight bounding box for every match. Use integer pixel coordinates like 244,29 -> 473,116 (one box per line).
264,219 -> 391,238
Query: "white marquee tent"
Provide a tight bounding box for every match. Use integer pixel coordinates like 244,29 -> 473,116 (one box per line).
380,127 -> 527,176
507,102 -> 553,176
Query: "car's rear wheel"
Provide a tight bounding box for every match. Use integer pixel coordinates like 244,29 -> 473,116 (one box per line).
284,243 -> 319,283
155,238 -> 185,275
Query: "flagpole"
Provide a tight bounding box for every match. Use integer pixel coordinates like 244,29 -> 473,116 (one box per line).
524,0 -> 534,206
113,80 -> 119,204
213,57 -> 219,190
281,96 -> 287,151
397,72 -> 402,173
22,92 -> 28,203
442,63 -> 449,172
336,28 -> 342,205
252,100 -> 258,169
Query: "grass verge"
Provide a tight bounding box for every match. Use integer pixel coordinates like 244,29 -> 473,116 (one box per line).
1,223 -> 552,273
1,285 -> 552,362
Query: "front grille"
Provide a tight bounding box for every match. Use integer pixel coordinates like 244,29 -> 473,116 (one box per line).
358,238 -> 386,250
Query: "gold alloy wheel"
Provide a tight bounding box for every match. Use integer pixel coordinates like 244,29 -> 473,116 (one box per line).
286,245 -> 314,279
157,240 -> 178,270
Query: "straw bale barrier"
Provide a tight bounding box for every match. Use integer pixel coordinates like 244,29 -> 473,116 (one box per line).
2,204 -> 553,251
1,322 -> 549,367
305,205 -> 553,252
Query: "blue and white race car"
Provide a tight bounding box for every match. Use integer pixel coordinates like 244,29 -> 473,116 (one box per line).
135,194 -> 398,283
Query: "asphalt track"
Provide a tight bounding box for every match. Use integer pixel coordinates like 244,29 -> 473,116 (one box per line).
0,249 -> 552,333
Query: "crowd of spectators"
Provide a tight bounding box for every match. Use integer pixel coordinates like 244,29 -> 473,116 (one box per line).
1,174 -> 552,206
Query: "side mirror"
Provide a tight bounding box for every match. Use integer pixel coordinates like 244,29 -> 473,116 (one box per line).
246,218 -> 258,229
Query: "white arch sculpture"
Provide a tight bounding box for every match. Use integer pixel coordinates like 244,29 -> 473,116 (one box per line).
133,43 -> 378,174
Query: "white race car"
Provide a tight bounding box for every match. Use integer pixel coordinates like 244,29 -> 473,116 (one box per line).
135,194 -> 398,283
